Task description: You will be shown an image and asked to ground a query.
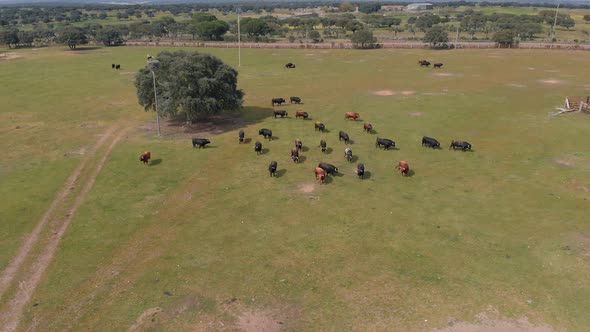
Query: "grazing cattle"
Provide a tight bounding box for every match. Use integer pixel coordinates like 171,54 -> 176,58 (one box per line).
338,131 -> 350,144
344,147 -> 353,162
363,122 -> 373,133
397,160 -> 410,176
115,64 -> 121,70
285,63 -> 296,69
295,111 -> 308,119
418,60 -> 430,67
376,137 -> 395,150
254,141 -> 263,155
139,151 -> 151,165
239,130 -> 245,144
192,138 -> 211,149
314,167 -> 326,184
318,162 -> 338,175
272,98 -> 286,106
111,63 -> 115,69
273,110 -> 288,118
295,138 -> 303,151
433,63 -> 443,69
344,112 -> 360,120
449,140 -> 472,151
290,96 -> 302,104
314,122 -> 325,132
258,128 -> 273,140
320,140 -> 327,153
356,163 -> 365,179
268,161 -> 278,177
291,147 -> 299,163
422,136 -> 440,149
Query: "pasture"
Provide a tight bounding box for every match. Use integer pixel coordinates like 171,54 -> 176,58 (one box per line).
0,46 -> 589,331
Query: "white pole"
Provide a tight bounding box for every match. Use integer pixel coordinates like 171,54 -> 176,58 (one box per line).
151,70 -> 160,137
552,3 -> 560,40
237,8 -> 241,67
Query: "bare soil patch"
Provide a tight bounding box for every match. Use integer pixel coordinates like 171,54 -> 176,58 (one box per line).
573,233 -> 590,260
119,71 -> 135,76
371,90 -> 416,96
433,313 -> 556,332
555,159 -> 575,167
128,307 -> 162,332
238,310 -> 283,332
433,72 -> 455,77
564,179 -> 590,193
409,112 -> 424,116
539,79 -> 564,85
507,83 -> 527,88
298,183 -> 316,193
0,53 -> 21,61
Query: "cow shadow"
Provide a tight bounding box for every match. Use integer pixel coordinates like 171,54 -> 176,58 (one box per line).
369,129 -> 378,134
150,159 -> 162,166
276,169 -> 287,178
201,145 -> 218,149
261,148 -> 270,154
349,155 -> 359,163
406,170 -> 416,177
361,171 -> 372,179
322,129 -> 331,133
325,147 -> 333,154
333,172 -> 344,177
269,136 -> 280,141
323,176 -> 333,184
301,146 -> 310,152
243,138 -> 252,144
298,155 -> 307,163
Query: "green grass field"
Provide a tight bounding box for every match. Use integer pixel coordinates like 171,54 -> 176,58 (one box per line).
1,45 -> 589,331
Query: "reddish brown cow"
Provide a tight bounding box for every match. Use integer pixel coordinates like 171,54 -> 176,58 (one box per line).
396,160 -> 409,176
295,111 -> 309,119
314,167 -> 326,184
295,138 -> 303,151
363,122 -> 373,133
139,151 -> 151,165
344,112 -> 360,120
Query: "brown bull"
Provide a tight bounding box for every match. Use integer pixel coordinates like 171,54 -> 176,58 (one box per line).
139,151 -> 151,165
396,160 -> 409,176
314,167 -> 326,184
344,112 -> 360,120
363,122 -> 373,133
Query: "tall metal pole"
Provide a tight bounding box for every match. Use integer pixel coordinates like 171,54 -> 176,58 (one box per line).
237,7 -> 241,67
151,70 -> 161,137
552,3 -> 560,41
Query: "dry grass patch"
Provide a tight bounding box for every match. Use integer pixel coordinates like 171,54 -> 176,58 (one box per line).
433,312 -> 557,332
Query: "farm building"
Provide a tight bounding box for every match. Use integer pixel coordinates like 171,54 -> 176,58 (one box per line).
381,5 -> 405,11
406,3 -> 434,10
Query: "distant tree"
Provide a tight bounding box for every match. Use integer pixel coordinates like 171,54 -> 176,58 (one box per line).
98,12 -> 108,20
584,15 -> 590,24
0,29 -> 19,48
195,20 -> 229,40
492,29 -> 515,47
240,17 -> 271,37
559,17 -> 575,30
350,29 -> 377,49
339,2 -> 355,12
423,25 -> 449,47
96,27 -> 124,46
134,51 -> 244,123
192,12 -> 217,23
57,27 -> 88,49
416,14 -> 441,32
17,30 -> 34,46
407,16 -> 417,24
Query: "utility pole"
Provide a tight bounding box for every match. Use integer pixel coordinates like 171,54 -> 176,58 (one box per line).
305,27 -> 308,48
237,6 -> 241,67
552,3 -> 560,41
148,60 -> 161,137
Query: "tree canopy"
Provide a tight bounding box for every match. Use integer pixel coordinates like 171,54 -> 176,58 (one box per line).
135,51 -> 244,123
492,30 -> 516,47
423,25 -> 449,47
96,27 -> 124,46
57,27 -> 88,49
350,29 -> 377,49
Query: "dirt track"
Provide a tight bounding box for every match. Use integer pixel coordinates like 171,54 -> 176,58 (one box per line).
0,126 -> 126,332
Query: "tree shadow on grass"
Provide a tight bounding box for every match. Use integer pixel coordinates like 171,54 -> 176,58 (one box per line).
157,106 -> 275,138
150,159 -> 162,166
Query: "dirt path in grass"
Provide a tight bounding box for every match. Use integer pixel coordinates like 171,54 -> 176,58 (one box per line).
0,126 -> 127,332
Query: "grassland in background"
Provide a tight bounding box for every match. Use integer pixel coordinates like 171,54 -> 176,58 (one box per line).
1,45 -> 589,331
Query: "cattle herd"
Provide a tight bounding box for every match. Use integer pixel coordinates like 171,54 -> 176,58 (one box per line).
138,59 -> 472,185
